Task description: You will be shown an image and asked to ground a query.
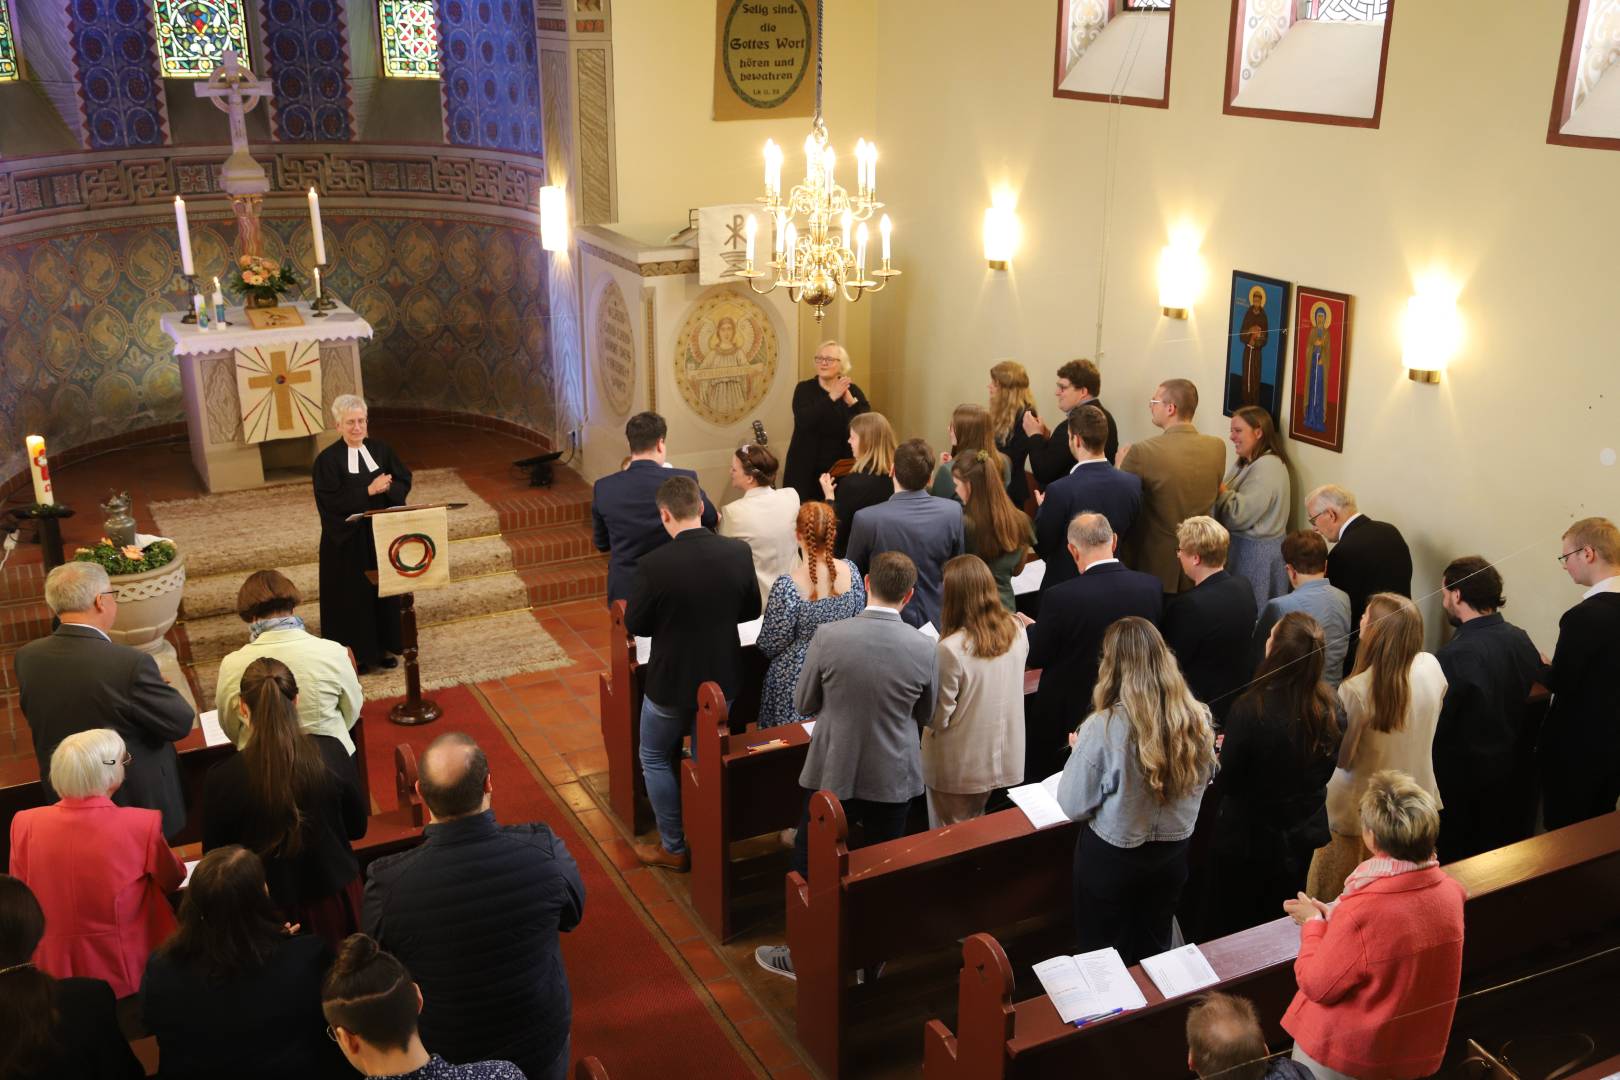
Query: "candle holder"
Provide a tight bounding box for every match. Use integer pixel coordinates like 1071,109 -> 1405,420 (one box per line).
310,261 -> 338,316
179,273 -> 200,324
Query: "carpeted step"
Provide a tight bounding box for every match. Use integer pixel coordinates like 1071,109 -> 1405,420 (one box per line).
180,535 -> 519,620
182,571 -> 533,665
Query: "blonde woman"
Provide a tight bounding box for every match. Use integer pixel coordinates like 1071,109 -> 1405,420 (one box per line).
1307,593 -> 1447,901
1056,617 -> 1216,963
755,502 -> 866,728
929,403 -> 1009,500
784,340 -> 870,503
820,411 -> 897,558
923,556 -> 1028,825
988,360 -> 1039,506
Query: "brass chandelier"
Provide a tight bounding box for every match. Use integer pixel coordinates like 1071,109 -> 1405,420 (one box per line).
734,0 -> 898,323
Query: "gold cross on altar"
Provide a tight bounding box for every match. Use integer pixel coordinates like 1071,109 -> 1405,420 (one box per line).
247,349 -> 313,431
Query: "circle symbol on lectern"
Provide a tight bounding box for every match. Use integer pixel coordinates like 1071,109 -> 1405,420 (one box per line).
388,533 -> 437,578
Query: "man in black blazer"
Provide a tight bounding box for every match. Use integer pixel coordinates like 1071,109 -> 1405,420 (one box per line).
18,562 -> 195,837
364,733 -> 585,1079
1540,517 -> 1620,830
1306,484 -> 1413,677
1023,358 -> 1119,490
1024,512 -> 1162,779
846,438 -> 965,631
1035,404 -> 1142,592
1162,517 -> 1258,723
624,475 -> 760,869
591,411 -> 718,604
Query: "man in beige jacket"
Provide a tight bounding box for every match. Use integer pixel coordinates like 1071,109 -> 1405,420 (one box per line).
1115,379 -> 1226,593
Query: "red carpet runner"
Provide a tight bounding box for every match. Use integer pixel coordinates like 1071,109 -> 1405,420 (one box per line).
362,688 -> 757,1079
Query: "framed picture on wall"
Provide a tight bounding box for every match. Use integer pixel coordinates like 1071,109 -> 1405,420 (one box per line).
1224,270 -> 1292,421
1288,286 -> 1353,453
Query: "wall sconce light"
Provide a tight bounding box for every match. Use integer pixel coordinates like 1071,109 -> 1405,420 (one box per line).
540,185 -> 567,253
1402,289 -> 1461,384
1157,241 -> 1201,319
983,205 -> 1020,270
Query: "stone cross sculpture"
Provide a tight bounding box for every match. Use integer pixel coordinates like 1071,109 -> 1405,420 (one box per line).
195,49 -> 274,258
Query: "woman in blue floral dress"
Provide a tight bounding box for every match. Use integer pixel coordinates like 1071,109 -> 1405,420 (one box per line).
756,501 -> 866,727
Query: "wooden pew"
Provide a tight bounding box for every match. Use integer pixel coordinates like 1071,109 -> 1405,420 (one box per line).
787,789 -> 1081,1076
597,600 -> 767,838
681,681 -> 811,941
574,1056 -> 610,1079
922,810 -> 1620,1080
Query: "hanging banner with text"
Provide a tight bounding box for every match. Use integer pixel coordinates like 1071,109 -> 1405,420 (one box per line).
713,0 -> 818,121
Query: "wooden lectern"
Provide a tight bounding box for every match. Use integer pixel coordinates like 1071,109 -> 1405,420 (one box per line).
351,501 -> 465,726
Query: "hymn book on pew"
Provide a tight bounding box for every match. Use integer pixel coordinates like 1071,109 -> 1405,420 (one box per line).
1006,776 -> 1072,829
1032,948 -> 1147,1026
1140,943 -> 1221,999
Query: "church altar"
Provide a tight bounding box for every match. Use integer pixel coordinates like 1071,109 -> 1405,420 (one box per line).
161,300 -> 372,492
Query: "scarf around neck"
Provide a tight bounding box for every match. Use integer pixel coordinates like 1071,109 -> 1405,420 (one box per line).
249,614 -> 306,643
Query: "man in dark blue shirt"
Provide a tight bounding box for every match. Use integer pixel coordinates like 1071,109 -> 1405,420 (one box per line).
591,412 -> 717,603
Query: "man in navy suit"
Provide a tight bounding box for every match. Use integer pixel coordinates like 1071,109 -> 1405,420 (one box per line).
1162,517 -> 1258,723
846,438 -> 965,631
1024,512 -> 1162,779
1305,483 -> 1412,677
591,412 -> 717,604
1034,404 -> 1142,592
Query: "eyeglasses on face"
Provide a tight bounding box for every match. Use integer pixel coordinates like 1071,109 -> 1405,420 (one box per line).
813,354 -> 841,363
1148,398 -> 1166,407
100,751 -> 133,768
1308,508 -> 1333,525
1557,547 -> 1589,564
326,1025 -> 338,1042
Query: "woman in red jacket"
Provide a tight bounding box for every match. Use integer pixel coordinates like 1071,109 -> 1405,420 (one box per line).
8,728 -> 185,998
1281,770 -> 1465,1080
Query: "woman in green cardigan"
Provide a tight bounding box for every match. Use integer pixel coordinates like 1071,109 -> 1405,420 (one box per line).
950,452 -> 1033,612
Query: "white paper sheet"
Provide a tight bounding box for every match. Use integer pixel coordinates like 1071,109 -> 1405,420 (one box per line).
1040,772 -> 1063,800
180,859 -> 200,888
918,622 -> 940,640
198,709 -> 230,748
1012,558 -> 1046,595
1008,781 -> 1071,829
636,617 -> 762,667
1140,943 -> 1221,999
635,636 -> 651,665
801,720 -> 816,738
1033,947 -> 1147,1025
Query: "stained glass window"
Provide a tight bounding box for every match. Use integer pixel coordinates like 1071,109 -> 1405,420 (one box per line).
0,0 -> 20,83
380,0 -> 441,79
154,0 -> 252,79
1302,0 -> 1388,21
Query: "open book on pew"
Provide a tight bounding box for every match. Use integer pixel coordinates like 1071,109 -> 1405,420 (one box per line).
636,617 -> 765,665
1032,947 -> 1147,1026
1140,943 -> 1221,999
1005,773 -> 1073,829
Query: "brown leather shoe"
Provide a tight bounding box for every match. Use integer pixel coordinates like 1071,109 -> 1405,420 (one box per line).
633,841 -> 690,872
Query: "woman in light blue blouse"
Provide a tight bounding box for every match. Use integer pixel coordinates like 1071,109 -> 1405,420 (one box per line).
756,501 -> 865,728
1214,406 -> 1292,612
1057,617 -> 1216,964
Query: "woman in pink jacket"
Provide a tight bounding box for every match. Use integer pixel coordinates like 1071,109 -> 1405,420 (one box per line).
1281,770 -> 1466,1080
8,728 -> 184,998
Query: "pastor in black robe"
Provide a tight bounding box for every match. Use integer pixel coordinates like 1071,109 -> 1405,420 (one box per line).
313,436 -> 412,669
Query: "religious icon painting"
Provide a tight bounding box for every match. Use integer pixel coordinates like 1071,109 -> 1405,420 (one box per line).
1224,270 -> 1292,422
1288,286 -> 1353,453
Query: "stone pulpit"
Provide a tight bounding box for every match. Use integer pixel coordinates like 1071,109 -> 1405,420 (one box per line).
162,300 -> 372,492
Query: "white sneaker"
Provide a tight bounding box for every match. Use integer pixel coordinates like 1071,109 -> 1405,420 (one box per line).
755,945 -> 796,980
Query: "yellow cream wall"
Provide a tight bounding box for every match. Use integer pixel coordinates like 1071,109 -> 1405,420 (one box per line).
610,0 -> 877,385
868,0 -> 1620,651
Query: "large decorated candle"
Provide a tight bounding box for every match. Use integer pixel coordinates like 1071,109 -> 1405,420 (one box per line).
25,435 -> 53,506
308,187 -> 327,264
174,196 -> 195,276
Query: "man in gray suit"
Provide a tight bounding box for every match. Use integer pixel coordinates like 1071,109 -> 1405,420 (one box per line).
1250,530 -> 1352,688
756,551 -> 937,979
846,438 -> 964,630
18,561 -> 196,837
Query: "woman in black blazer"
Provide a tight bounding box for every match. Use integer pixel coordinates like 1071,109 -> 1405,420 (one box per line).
1204,612 -> 1342,939
142,847 -> 349,1080
821,411 -> 897,558
202,658 -> 368,949
783,341 -> 871,504
0,874 -> 141,1080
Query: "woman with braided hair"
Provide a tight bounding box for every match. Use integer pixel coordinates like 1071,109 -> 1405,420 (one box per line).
755,501 -> 866,728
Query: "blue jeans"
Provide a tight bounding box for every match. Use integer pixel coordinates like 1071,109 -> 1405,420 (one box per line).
638,695 -> 727,854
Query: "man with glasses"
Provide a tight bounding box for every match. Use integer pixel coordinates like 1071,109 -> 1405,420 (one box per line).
1114,378 -> 1226,594
1303,483 -> 1413,678
1024,357 -> 1118,489
1540,516 -> 1620,829
17,561 -> 196,838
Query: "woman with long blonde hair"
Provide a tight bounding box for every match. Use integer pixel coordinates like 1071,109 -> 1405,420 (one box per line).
950,453 -> 1034,612
929,403 -> 1009,500
820,411 -> 897,557
1056,617 -> 1215,963
755,501 -> 867,727
923,556 -> 1029,826
1307,592 -> 1446,901
988,360 -> 1039,506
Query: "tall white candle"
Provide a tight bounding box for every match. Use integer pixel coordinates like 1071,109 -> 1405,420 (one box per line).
880,214 -> 892,262
855,222 -> 868,280
25,436 -> 52,506
869,145 -> 877,194
313,266 -> 322,299
308,187 -> 327,264
174,196 -> 194,276
744,215 -> 756,266
784,222 -> 797,278
773,211 -> 787,258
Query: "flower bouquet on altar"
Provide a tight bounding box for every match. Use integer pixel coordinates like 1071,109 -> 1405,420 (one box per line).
75,536 -> 177,576
228,254 -> 300,309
